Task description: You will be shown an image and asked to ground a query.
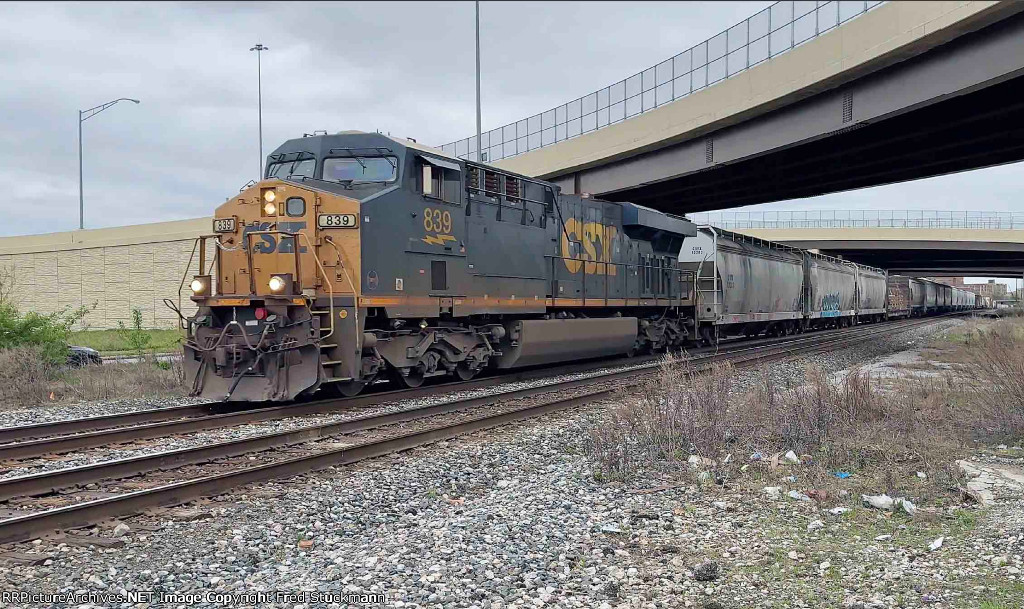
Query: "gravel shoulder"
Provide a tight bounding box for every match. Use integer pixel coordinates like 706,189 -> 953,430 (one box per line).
4,316 -> 1021,609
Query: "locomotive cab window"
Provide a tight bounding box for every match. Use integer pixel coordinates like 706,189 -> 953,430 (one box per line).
266,158 -> 315,180
322,156 -> 397,184
420,156 -> 461,205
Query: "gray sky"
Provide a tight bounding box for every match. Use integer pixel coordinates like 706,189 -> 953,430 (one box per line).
2,0 -> 1021,284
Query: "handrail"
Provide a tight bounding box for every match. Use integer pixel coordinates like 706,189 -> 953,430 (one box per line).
689,209 -> 1024,230
172,235 -> 220,330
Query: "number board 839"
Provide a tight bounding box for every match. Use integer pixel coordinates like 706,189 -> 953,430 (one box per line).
317,214 -> 359,229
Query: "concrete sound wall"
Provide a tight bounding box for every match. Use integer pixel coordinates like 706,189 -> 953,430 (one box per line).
0,219 -> 213,330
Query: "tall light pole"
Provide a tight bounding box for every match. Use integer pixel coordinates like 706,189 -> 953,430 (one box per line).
250,43 -> 269,179
475,2 -> 482,163
78,97 -> 140,230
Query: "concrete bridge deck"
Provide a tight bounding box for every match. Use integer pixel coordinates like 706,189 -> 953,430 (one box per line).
698,211 -> 1024,276
444,1 -> 1024,213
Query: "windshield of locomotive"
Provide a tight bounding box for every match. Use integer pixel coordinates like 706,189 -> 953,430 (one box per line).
266,158 -> 316,179
322,156 -> 397,183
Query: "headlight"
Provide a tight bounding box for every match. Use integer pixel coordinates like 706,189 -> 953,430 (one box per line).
264,201 -> 277,216
268,275 -> 286,293
263,190 -> 276,203
190,275 -> 211,295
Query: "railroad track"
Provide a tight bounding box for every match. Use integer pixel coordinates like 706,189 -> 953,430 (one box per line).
0,312 -> 957,449
0,321 -> 886,460
0,314 -> 959,545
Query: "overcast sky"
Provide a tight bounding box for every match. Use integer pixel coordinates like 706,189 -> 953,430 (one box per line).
2,1 -> 1021,282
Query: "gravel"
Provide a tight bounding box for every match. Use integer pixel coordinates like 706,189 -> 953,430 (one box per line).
7,316 -> 1017,609
0,360 -> 659,480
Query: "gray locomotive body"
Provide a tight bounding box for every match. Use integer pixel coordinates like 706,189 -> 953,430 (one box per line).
271,132 -> 697,393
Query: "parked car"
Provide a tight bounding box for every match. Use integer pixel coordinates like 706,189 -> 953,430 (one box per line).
67,346 -> 103,367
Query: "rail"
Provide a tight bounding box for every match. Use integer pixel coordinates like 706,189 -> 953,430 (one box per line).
441,1 -> 883,162
688,210 -> 1024,230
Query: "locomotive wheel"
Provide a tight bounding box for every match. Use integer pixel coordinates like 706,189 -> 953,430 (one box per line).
390,364 -> 425,388
455,363 -> 479,381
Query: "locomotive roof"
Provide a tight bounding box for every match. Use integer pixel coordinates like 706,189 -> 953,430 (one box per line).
267,130 -> 557,191
267,130 -> 461,164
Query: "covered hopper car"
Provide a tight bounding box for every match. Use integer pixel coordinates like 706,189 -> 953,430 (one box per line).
677,227 -> 892,341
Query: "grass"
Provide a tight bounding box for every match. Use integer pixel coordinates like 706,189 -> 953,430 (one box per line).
69,328 -> 184,355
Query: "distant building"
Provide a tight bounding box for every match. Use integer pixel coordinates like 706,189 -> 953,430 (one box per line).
930,277 -> 1008,299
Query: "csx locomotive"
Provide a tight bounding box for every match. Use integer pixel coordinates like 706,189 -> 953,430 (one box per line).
179,131 -> 698,401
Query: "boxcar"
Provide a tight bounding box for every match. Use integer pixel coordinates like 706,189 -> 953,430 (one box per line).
886,275 -> 913,319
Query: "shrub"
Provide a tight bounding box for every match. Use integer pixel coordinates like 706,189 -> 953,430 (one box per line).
0,301 -> 91,364
0,265 -> 92,364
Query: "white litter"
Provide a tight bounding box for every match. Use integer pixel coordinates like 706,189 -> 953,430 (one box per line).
788,490 -> 811,502
861,494 -> 895,510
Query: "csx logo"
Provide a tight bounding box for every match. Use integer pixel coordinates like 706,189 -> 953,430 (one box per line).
560,217 -> 618,275
821,292 -> 842,311
243,221 -> 309,254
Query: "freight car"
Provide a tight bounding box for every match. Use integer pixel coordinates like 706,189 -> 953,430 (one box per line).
676,227 -> 804,341
175,131 -> 697,401
677,227 -> 890,340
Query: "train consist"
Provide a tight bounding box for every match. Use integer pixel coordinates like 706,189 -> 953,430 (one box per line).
174,131 -> 985,402
678,227 -> 985,342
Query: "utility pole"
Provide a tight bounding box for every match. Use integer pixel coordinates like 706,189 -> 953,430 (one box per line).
475,1 -> 482,163
78,98 -> 140,230
250,43 -> 269,179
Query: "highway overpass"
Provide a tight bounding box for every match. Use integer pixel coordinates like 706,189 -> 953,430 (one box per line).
692,210 -> 1024,276
444,1 -> 1024,214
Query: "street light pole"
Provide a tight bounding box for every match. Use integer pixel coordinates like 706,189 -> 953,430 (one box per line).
250,43 -> 269,179
79,111 -> 83,231
78,97 -> 140,230
475,1 -> 482,163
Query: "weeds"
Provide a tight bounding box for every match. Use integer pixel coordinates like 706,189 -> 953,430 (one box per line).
0,346 -> 185,409
0,346 -> 54,407
56,356 -> 185,402
586,317 -> 1024,486
587,356 -> 736,480
116,308 -> 153,359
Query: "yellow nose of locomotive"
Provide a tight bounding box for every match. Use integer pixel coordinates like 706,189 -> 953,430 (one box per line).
182,179 -> 364,401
